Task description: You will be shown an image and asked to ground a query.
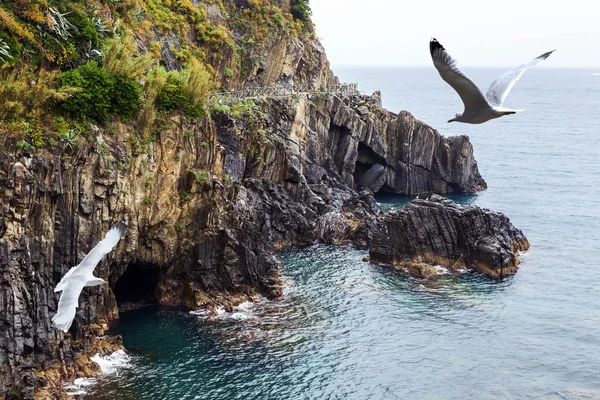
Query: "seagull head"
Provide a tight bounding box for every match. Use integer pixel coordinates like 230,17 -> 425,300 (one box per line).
448,113 -> 462,123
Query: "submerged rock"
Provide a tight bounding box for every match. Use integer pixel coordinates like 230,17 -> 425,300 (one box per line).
370,195 -> 530,278
409,263 -> 438,279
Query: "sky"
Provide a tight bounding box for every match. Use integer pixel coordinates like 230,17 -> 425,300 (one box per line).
310,0 -> 600,68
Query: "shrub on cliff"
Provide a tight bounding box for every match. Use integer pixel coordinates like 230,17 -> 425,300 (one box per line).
139,59 -> 215,135
137,66 -> 168,136
66,11 -> 99,46
59,61 -> 112,121
59,60 -> 143,122
155,58 -> 215,117
156,73 -> 186,113
102,36 -> 154,80
0,66 -> 77,121
180,57 -> 216,117
109,75 -> 142,120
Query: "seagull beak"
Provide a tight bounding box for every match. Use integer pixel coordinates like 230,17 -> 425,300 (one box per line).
447,118 -> 456,123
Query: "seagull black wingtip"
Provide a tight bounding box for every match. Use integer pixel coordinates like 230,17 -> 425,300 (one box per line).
115,220 -> 129,235
537,49 -> 556,60
429,38 -> 445,55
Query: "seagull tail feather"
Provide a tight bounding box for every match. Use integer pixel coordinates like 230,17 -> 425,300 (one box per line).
52,307 -> 76,332
494,107 -> 524,114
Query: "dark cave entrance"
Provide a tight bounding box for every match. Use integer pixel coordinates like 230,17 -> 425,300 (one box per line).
378,183 -> 397,194
113,262 -> 161,304
353,143 -> 387,193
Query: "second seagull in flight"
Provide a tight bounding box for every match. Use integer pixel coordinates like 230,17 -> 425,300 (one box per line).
430,38 -> 554,124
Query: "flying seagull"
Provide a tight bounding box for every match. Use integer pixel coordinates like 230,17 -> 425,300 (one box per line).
52,220 -> 128,332
430,38 -> 555,124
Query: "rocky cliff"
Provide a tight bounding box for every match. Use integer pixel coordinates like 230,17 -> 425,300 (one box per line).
0,1 -> 487,398
0,90 -> 485,399
369,195 -> 530,278
303,94 -> 486,195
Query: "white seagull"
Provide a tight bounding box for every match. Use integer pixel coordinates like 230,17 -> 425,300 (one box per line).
52,220 -> 128,332
430,38 -> 555,124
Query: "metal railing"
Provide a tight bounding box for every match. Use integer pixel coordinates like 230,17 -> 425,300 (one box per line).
208,82 -> 361,105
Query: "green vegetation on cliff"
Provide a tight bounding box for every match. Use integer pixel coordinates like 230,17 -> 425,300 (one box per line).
0,0 -> 314,152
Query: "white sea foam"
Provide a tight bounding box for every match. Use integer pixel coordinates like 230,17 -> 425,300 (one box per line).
72,378 -> 96,387
189,306 -> 225,318
235,300 -> 254,311
90,350 -> 132,375
64,377 -> 96,396
434,265 -> 450,275
63,350 -> 131,396
517,250 -> 529,258
214,306 -> 227,316
189,309 -> 211,316
190,300 -> 260,320
227,301 -> 254,320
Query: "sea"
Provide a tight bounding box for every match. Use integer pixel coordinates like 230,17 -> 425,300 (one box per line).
81,68 -> 600,399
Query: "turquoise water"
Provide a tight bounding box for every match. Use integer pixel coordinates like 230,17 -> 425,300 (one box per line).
86,68 -> 600,399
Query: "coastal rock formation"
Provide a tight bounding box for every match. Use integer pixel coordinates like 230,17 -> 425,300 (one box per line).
0,2 -> 486,398
0,91 -> 486,398
369,195 -> 530,278
281,94 -> 486,196
143,0 -> 339,92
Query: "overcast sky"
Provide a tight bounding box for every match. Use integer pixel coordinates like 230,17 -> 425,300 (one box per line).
310,0 -> 600,68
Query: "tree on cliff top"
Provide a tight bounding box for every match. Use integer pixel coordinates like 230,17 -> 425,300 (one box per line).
291,0 -> 311,23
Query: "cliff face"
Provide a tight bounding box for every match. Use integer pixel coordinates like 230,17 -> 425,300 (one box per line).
147,0 -> 338,91
369,195 -> 530,278
300,94 -> 486,195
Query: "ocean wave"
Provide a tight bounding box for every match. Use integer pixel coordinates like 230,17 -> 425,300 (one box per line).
64,377 -> 96,396
62,350 -> 132,396
190,299 -> 261,321
90,350 -> 132,375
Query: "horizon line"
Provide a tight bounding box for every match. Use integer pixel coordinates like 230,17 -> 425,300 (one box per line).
332,64 -> 599,70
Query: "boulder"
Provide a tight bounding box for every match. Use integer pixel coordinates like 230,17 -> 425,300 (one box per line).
370,195 -> 530,278
357,163 -> 385,192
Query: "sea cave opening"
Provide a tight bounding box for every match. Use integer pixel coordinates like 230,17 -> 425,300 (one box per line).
353,142 -> 387,193
377,183 -> 397,195
113,262 -> 161,304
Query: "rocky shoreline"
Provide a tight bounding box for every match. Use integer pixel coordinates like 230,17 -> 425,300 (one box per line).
34,323 -> 124,400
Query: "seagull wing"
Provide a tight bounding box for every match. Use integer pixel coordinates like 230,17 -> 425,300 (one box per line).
54,264 -> 76,293
52,278 -> 85,332
430,38 -> 490,111
485,50 -> 555,107
54,221 -> 128,292
52,221 -> 128,332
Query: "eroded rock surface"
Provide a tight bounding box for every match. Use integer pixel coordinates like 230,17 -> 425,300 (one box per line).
370,195 -> 530,278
